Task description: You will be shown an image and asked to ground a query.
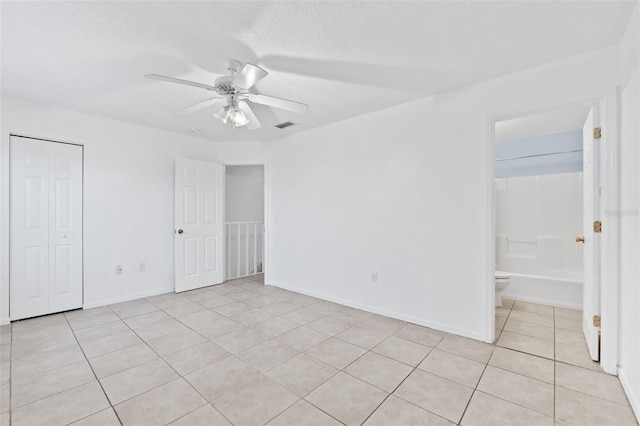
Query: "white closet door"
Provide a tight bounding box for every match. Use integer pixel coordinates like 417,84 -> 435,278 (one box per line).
10,137 -> 50,319
48,142 -> 83,313
175,158 -> 224,292
10,136 -> 83,320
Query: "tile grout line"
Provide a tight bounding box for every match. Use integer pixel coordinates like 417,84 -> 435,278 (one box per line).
458,358 -> 493,425
258,299 -> 383,425
456,299 -> 516,426
475,302 -> 557,421
293,321 -> 425,424
357,333 -> 452,426
62,311 -> 124,426
106,304 -> 236,426
127,277 -> 332,425
9,317 -> 124,408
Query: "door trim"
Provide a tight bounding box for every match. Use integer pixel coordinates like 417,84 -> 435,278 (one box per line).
599,88 -> 619,375
222,161 -> 270,286
486,89 -> 620,375
8,134 -> 85,320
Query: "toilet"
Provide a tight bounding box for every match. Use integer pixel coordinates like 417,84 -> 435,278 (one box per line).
495,271 -> 511,306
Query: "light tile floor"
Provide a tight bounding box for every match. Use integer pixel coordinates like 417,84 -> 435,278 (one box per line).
0,277 -> 637,425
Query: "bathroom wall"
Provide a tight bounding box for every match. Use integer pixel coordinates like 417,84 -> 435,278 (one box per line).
496,172 -> 583,307
495,130 -> 583,178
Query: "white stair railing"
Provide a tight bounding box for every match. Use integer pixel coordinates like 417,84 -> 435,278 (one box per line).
225,221 -> 264,280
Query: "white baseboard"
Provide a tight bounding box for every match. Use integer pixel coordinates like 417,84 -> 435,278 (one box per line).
618,367 -> 640,423
0,317 -> 9,326
82,288 -> 174,310
267,281 -> 488,342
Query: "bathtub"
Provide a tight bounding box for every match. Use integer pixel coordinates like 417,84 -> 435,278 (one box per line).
500,271 -> 583,310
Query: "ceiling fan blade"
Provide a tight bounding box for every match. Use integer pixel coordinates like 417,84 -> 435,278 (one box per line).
243,93 -> 309,113
232,64 -> 268,90
176,97 -> 225,116
145,74 -> 218,92
237,101 -> 261,130
214,107 -> 229,124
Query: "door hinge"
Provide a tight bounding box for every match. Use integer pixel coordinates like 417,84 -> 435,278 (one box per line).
594,127 -> 602,139
594,220 -> 602,233
593,315 -> 601,328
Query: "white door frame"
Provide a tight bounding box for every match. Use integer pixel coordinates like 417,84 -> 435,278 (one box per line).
222,161 -> 270,285
486,88 -> 619,375
9,133 -> 85,320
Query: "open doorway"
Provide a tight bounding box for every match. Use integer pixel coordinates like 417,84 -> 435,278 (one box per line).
224,165 -> 265,282
490,99 -> 619,374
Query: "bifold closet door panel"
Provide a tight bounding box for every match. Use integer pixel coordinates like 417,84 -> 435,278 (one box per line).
47,141 -> 83,313
10,137 -> 51,320
10,136 -> 83,320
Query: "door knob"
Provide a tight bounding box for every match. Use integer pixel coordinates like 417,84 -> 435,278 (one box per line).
177,229 -> 184,234
576,237 -> 584,243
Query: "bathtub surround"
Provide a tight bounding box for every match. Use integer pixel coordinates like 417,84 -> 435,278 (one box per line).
496,172 -> 583,308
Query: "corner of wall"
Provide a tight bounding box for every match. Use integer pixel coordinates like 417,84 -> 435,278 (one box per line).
619,367 -> 640,422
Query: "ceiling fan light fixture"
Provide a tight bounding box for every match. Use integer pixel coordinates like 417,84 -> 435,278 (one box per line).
214,105 -> 249,128
228,108 -> 249,127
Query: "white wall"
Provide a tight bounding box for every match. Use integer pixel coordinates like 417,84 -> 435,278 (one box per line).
0,97 -> 219,321
215,45 -> 621,342
617,1 -> 640,419
225,165 -> 264,223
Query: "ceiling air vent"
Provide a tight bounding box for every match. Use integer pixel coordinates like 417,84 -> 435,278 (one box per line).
275,121 -> 296,129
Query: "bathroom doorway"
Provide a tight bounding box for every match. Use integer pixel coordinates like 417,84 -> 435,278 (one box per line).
489,94 -> 620,375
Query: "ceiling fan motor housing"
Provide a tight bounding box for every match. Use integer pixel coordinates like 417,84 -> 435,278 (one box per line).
225,59 -> 241,75
213,76 -> 238,95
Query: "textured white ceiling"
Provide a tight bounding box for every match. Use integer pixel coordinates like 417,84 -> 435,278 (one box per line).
1,1 -> 636,142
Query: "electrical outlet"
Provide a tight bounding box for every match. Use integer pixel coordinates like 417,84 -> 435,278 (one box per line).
139,262 -> 146,271
115,265 -> 123,275
371,272 -> 378,283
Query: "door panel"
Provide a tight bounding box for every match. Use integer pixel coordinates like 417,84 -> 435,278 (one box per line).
10,136 -> 83,320
48,141 -> 83,313
11,138 -> 50,319
582,105 -> 601,361
175,159 -> 224,292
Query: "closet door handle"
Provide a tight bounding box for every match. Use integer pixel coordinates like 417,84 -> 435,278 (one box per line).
177,229 -> 184,234
576,236 -> 584,243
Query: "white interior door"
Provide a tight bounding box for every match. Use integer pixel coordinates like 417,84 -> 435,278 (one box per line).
10,136 -> 83,320
175,158 -> 224,292
582,105 -> 601,361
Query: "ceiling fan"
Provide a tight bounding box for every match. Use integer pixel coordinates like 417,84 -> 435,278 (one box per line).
145,59 -> 309,130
